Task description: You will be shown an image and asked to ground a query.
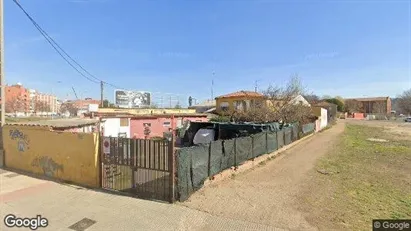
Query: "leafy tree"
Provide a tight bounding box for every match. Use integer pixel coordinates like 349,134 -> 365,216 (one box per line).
174,102 -> 182,109
210,115 -> 231,122
325,98 -> 344,112
188,96 -> 193,107
102,99 -> 116,108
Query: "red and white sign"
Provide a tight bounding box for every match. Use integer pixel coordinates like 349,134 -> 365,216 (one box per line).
103,138 -> 110,154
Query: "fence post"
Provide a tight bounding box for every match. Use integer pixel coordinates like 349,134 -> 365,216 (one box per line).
265,131 -> 268,154
234,138 -> 237,169
168,136 -> 176,203
98,134 -> 102,188
207,142 -> 212,178
251,135 -> 254,158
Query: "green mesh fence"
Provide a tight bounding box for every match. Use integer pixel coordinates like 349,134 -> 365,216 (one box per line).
209,140 -> 224,176
221,139 -> 236,170
284,127 -> 292,145
176,148 -> 194,201
252,132 -> 267,158
277,130 -> 285,149
267,132 -> 278,153
235,137 -> 253,165
176,123 -> 316,201
302,123 -> 315,134
190,144 -> 210,191
292,124 -> 299,141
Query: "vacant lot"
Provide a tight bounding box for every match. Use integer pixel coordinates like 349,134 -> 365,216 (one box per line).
299,122 -> 411,230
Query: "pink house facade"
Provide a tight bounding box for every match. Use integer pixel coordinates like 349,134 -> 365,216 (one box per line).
130,115 -> 208,139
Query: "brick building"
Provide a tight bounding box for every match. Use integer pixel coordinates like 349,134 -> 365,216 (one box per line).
0,83 -> 59,115
345,96 -> 392,114
0,83 -> 30,114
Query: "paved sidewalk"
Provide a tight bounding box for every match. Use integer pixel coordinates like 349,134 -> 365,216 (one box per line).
0,169 -> 285,231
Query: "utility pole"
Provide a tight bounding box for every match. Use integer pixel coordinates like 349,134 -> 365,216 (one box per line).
0,0 -> 5,126
211,72 -> 215,100
100,81 -> 104,107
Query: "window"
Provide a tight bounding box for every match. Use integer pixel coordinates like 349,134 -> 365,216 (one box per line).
120,118 -> 129,127
163,121 -> 171,127
220,101 -> 229,111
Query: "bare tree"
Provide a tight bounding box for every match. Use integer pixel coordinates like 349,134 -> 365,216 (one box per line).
230,76 -> 315,124
303,94 -> 320,104
5,96 -> 24,115
372,102 -> 387,114
60,102 -> 79,117
398,89 -> 411,115
34,100 -> 51,115
344,99 -> 363,113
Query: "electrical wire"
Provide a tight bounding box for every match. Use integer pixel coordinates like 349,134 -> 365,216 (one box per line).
12,0 -> 119,87
12,0 -> 191,101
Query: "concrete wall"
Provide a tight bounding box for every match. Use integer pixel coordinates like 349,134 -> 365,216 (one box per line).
102,118 -> 131,138
312,107 -> 328,130
130,116 -> 208,139
353,113 -> 365,119
3,125 -> 100,187
55,124 -> 98,133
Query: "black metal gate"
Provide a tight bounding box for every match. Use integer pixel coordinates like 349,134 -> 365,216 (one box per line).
100,137 -> 175,203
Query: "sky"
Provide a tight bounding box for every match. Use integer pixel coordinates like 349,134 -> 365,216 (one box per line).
5,0 -> 411,106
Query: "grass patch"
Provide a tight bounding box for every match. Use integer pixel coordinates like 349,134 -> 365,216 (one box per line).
300,124 -> 411,231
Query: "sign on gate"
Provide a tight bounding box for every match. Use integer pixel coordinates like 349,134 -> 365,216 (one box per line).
103,138 -> 110,154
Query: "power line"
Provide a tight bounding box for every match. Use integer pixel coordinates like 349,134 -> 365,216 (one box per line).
12,0 -> 123,88
12,0 -> 191,99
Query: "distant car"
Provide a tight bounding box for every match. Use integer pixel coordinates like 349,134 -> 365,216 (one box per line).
405,117 -> 411,122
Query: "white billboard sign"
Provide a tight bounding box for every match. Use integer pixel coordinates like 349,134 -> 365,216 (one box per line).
88,104 -> 99,112
115,90 -> 151,108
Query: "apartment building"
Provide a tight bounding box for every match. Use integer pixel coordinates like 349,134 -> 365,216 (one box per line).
0,83 -> 59,116
0,83 -> 30,114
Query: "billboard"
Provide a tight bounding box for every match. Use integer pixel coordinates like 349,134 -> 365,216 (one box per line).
115,90 -> 151,108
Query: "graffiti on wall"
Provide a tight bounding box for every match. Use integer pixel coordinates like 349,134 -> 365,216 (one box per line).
9,129 -> 30,152
31,156 -> 64,177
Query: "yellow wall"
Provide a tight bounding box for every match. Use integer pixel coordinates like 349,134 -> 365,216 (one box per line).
98,108 -> 196,115
3,125 -> 100,187
312,106 -> 322,117
215,97 -> 265,114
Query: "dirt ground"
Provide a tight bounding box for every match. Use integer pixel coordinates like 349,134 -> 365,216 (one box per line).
181,122 -> 346,230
